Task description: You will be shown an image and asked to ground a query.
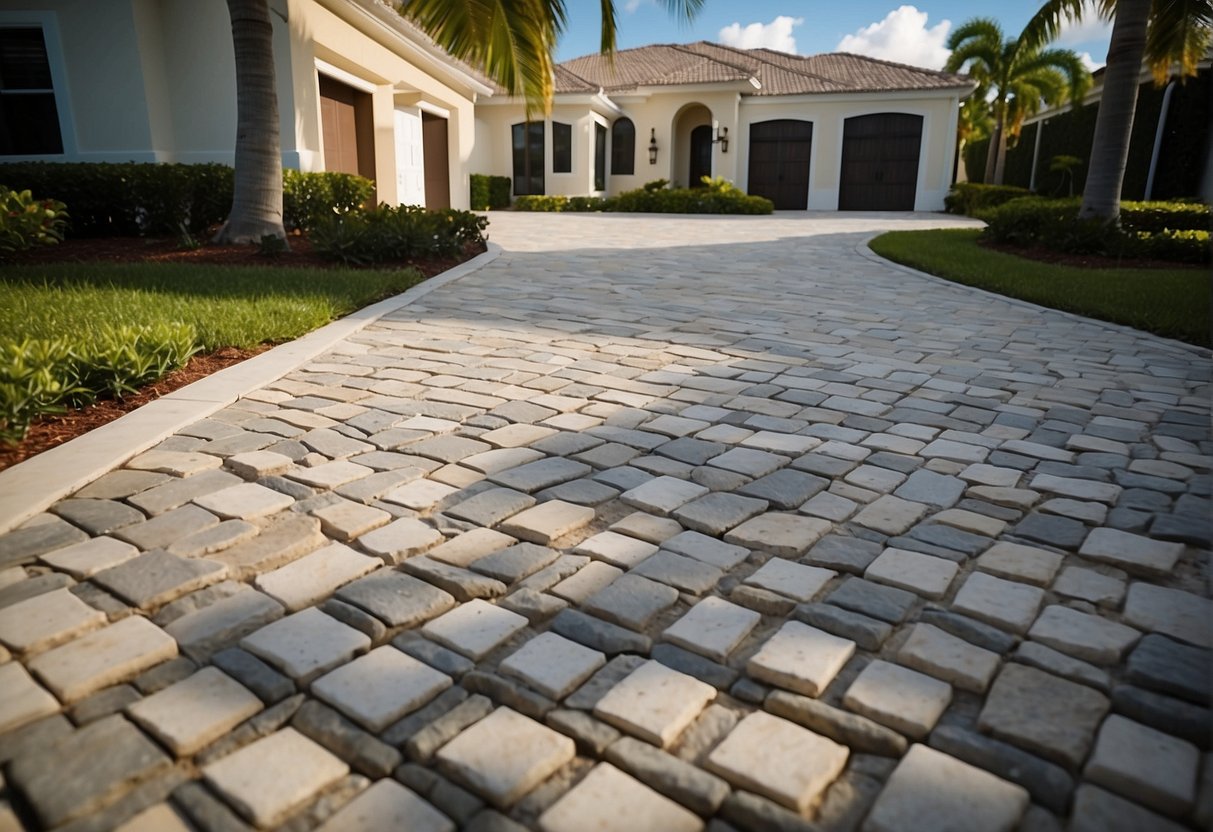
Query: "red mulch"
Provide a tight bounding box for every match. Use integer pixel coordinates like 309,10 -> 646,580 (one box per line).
0,234 -> 486,471
979,239 -> 1202,270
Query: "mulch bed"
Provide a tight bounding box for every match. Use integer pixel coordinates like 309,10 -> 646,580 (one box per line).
979,239 -> 1203,270
0,234 -> 486,471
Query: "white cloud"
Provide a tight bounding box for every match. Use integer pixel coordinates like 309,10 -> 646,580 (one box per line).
835,5 -> 951,70
718,16 -> 804,54
623,0 -> 647,13
1079,51 -> 1104,72
1054,2 -> 1113,48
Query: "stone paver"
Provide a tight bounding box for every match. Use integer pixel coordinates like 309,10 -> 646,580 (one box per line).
436,706 -> 575,807
2,213 -> 1208,831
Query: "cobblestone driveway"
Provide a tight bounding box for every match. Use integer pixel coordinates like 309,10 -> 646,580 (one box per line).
0,212 -> 1209,831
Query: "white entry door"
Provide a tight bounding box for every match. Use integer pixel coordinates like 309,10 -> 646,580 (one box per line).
394,106 -> 426,207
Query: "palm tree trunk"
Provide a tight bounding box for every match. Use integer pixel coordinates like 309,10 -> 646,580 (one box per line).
1078,0 -> 1150,223
992,130 -> 1009,185
216,0 -> 287,244
984,122 -> 1002,185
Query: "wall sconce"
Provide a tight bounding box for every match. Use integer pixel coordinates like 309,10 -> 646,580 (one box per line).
648,128 -> 658,165
712,124 -> 729,153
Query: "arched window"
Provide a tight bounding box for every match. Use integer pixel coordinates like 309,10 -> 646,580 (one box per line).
611,118 -> 635,176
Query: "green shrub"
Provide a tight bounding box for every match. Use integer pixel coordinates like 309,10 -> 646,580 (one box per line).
469,174 -> 511,210
1119,201 -> 1210,234
311,204 -> 487,265
513,195 -> 570,212
979,197 -> 1210,263
607,176 -> 773,214
0,323 -> 197,444
0,187 -> 68,256
944,183 -> 1033,215
0,162 -> 373,236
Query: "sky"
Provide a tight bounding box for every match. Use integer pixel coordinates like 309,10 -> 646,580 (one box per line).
554,1 -> 1114,73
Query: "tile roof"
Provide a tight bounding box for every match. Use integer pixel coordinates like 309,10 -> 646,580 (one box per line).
554,41 -> 973,96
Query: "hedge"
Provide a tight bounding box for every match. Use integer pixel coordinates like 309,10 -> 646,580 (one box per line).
978,197 -> 1209,263
512,178 -> 773,215
470,174 -> 511,210
309,204 -> 488,265
0,162 -> 373,236
944,183 -> 1033,216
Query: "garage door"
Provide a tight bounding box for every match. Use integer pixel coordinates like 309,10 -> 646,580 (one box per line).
747,120 -> 812,209
838,113 -> 922,211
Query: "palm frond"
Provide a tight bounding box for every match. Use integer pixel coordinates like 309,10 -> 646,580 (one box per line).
1145,0 -> 1213,82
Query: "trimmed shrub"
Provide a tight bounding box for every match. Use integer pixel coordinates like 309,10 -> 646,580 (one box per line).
310,204 -> 488,266
0,162 -> 372,236
0,187 -> 68,256
514,195 -> 570,212
607,177 -> 773,214
470,174 -> 511,210
944,183 -> 1034,216
1119,201 -> 1210,234
979,197 -> 1209,263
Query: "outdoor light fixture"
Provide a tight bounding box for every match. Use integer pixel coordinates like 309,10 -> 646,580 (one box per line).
712,124 -> 729,153
648,128 -> 658,164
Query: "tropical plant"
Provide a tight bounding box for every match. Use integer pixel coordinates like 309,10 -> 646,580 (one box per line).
945,18 -> 1092,186
1050,154 -> 1084,196
1021,0 -> 1213,223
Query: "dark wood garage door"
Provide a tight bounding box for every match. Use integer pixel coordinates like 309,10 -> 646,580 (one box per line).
838,113 -> 923,211
748,119 -> 812,209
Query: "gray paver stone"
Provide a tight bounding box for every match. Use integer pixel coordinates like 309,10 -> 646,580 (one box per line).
723,513 -> 831,558
864,548 -> 958,600
583,573 -> 680,631
631,550 -> 723,595
1028,604 -> 1141,664
447,488 -> 537,527
620,476 -> 709,515
93,550 -> 227,611
851,495 -> 929,535
951,572 -> 1044,635
1125,634 -> 1212,704
1084,714 -> 1199,817
897,623 -> 1000,693
893,470 -> 965,508
1123,583 -> 1213,648
165,590 -> 286,662
827,577 -> 917,624
975,542 -> 1063,587
1078,528 -> 1184,577
1069,785 -> 1189,832
672,492 -> 768,536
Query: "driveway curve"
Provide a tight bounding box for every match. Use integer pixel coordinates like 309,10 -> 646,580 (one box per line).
0,212 -> 1208,832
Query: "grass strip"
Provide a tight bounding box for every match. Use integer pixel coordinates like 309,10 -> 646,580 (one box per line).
868,228 -> 1209,348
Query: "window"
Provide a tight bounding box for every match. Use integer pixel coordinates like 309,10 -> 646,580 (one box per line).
0,27 -> 63,155
512,121 -> 544,195
610,118 -> 634,175
552,121 -> 571,173
594,122 -> 606,191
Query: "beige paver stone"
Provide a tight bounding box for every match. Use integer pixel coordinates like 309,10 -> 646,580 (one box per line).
225,450 -> 294,479
864,548 -> 958,600
382,478 -> 459,511
115,804 -> 193,832
952,572 -> 1044,634
550,560 -> 623,603
609,512 -> 684,544
240,607 -> 371,683
311,645 -> 452,731
975,542 -> 1063,587
127,450 -> 222,475
436,707 -> 575,807
1084,715 -> 1199,817
1030,473 -> 1121,504
744,558 -> 835,602
126,667 -> 263,755
593,659 -> 716,748
920,439 -> 989,464
28,615 -> 178,702
499,500 -> 596,545
316,780 -> 453,832
479,423 -> 557,448
0,588 -> 106,654
422,598 -> 528,660
499,632 -> 606,699
357,518 -> 444,563
539,763 -> 703,832
312,500 -> 391,540
747,620 -> 855,697
1122,583 -> 1213,648
851,495 -> 929,535
1028,605 -> 1141,664
960,464 -> 1022,487
1053,566 -> 1126,607
843,660 -> 951,739
203,728 -> 348,827
863,744 -> 1029,832
897,623 -> 1000,693
461,447 -> 545,475
194,482 -> 294,520
210,513 -> 325,580
0,662 -> 60,733
706,710 -> 848,813
662,596 -> 761,662
930,509 -> 1006,537
573,531 -> 657,568
254,542 -> 380,611
723,513 -> 831,557
1078,528 -> 1184,577
287,460 -> 374,489
39,536 -> 139,578
428,528 -> 516,567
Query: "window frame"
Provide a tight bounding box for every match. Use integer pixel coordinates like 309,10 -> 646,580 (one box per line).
552,120 -> 572,174
610,117 -> 635,176
0,12 -> 74,159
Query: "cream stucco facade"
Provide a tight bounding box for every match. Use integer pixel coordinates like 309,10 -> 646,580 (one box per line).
0,0 -> 490,209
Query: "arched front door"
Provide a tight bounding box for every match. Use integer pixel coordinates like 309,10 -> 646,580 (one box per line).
689,125 -> 712,187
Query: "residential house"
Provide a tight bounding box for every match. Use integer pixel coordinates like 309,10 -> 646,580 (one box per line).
470,42 -> 976,211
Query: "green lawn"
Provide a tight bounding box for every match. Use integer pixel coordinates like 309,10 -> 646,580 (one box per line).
0,262 -> 423,350
869,228 -> 1210,348
0,262 -> 424,443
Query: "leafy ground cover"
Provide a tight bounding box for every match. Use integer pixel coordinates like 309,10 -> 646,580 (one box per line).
868,228 -> 1209,347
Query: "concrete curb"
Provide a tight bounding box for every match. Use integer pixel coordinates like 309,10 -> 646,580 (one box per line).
856,235 -> 1212,359
0,243 -> 502,535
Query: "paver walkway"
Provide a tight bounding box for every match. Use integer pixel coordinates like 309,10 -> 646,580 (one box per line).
0,212 -> 1209,832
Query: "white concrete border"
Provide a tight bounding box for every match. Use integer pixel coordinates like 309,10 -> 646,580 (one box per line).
0,244 -> 502,534
856,236 -> 1213,359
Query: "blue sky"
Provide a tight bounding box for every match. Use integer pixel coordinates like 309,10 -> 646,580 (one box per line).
555,2 -> 1113,72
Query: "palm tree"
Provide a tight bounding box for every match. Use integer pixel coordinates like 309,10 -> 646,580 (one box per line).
1022,0 -> 1212,222
216,0 -> 285,244
217,0 -> 705,242
945,19 -> 1091,185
